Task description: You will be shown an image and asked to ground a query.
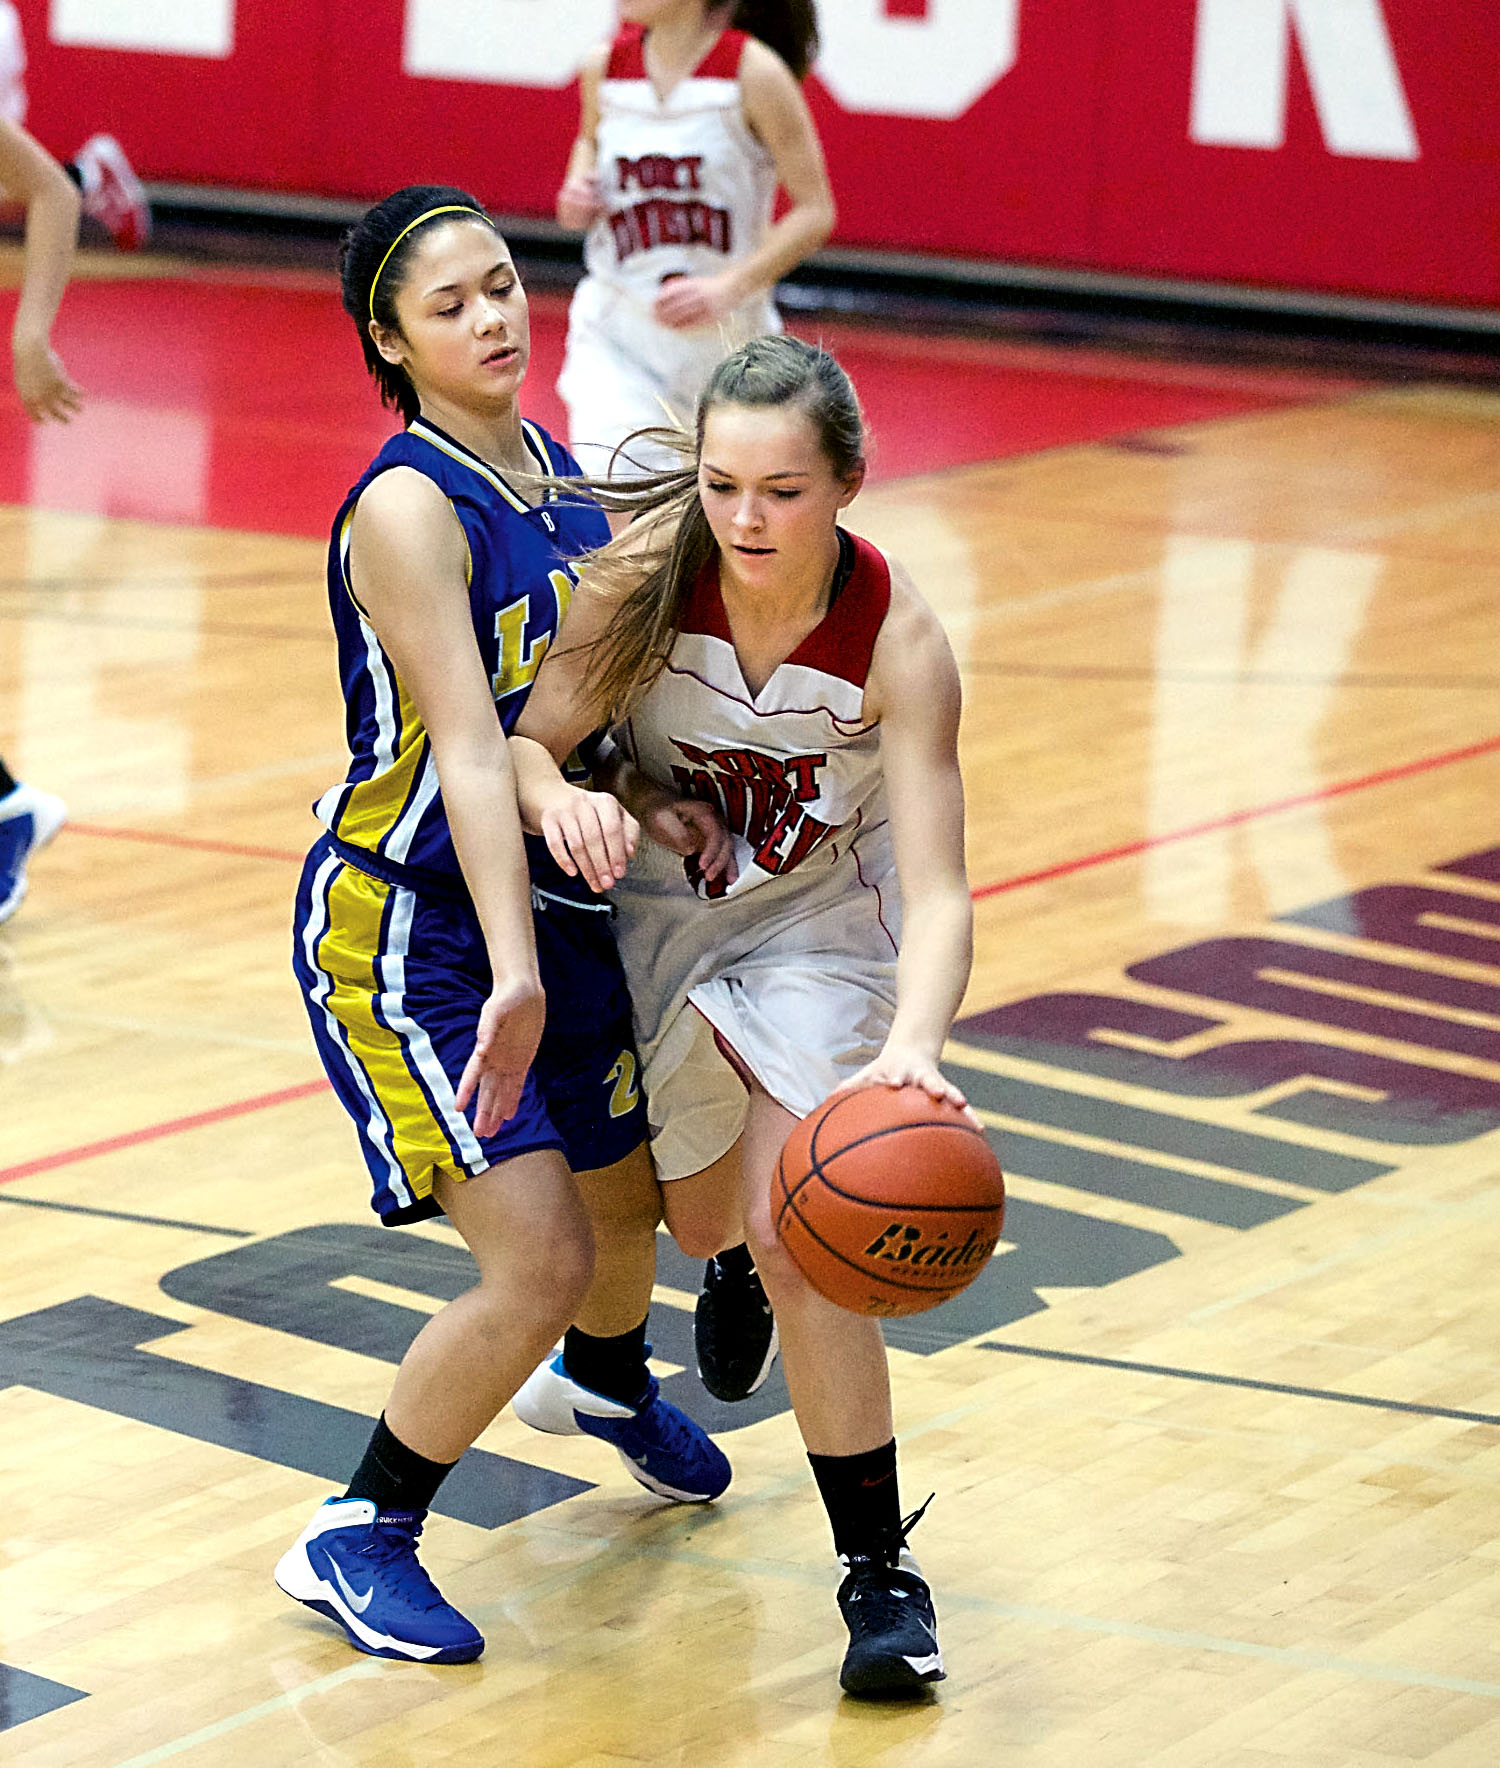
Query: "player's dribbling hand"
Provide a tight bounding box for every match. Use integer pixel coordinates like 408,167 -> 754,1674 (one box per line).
652,273 -> 738,332
456,975 -> 546,1137
540,784 -> 639,893
556,173 -> 605,231
13,334 -> 82,423
645,796 -> 738,886
836,1046 -> 979,1127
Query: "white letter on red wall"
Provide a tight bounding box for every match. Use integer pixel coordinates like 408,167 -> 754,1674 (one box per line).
404,0 -> 612,86
815,0 -> 1020,121
50,0 -> 233,56
1191,0 -> 1419,159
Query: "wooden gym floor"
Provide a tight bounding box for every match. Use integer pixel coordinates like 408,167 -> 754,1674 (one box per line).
5,246 -> 1500,1764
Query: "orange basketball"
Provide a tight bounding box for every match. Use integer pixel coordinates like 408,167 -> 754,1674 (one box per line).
772,1086 -> 1005,1317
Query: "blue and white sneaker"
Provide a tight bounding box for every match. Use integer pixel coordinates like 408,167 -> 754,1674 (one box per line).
0,784 -> 67,926
273,1497 -> 483,1663
512,1352 -> 731,1503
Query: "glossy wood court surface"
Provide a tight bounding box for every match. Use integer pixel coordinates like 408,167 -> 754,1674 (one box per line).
5,245 -> 1500,1766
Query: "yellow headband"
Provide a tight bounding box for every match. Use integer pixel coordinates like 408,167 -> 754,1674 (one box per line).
368,205 -> 493,324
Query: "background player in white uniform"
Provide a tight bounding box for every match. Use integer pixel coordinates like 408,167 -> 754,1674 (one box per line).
0,0 -> 146,914
513,335 -> 975,1697
555,0 -> 833,475
0,2 -> 149,260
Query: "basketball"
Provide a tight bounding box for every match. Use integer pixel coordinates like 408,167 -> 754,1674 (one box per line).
772,1086 -> 1005,1318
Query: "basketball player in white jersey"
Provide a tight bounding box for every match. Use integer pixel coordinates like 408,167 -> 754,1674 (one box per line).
511,335 -> 974,1697
0,1 -> 149,262
555,1 -> 832,477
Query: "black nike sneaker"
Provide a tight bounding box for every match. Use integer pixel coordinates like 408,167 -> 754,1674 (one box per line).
694,1243 -> 779,1402
836,1505 -> 945,1697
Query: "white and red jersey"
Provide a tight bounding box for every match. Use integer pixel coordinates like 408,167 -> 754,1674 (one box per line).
619,531 -> 894,902
584,25 -> 777,305
1,3 -> 27,128
611,530 -> 902,1178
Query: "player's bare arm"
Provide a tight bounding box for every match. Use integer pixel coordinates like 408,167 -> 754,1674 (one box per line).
653,39 -> 834,330
556,43 -> 609,230
0,116 -> 82,422
846,560 -> 974,1111
515,568 -> 736,889
350,465 -> 544,1131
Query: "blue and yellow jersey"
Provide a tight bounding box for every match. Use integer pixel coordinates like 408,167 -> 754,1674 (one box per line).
313,415 -> 608,882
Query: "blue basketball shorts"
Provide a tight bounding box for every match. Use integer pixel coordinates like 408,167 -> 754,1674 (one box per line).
292,835 -> 647,1225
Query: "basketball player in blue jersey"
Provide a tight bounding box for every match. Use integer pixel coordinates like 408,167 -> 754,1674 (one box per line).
275,187 -> 728,1667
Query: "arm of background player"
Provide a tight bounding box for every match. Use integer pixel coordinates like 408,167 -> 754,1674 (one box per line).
0,116 -> 82,422
842,561 -> 975,1112
349,467 -> 544,1132
653,39 -> 835,331
556,43 -> 609,230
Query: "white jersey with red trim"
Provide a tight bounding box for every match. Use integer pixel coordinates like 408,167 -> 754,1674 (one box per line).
1,2 -> 27,128
584,25 -> 777,306
619,531 -> 893,902
611,532 -> 904,1179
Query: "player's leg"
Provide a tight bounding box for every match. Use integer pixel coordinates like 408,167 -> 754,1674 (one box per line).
507,898 -> 730,1500
739,1079 -> 944,1698
639,1006 -> 779,1401
67,133 -> 149,249
662,1143 -> 780,1403
513,1141 -> 730,1502
0,753 -> 66,925
557,278 -> 692,479
278,845 -> 592,1662
275,1147 -> 592,1665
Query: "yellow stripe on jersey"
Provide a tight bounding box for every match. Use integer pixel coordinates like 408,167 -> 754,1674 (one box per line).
409,418 -> 530,512
311,862 -> 477,1197
334,667 -> 431,857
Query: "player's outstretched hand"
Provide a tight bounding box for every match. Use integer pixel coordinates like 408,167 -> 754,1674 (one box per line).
13,334 -> 82,422
539,785 -> 639,893
557,172 -> 605,231
835,1045 -> 979,1126
456,975 -> 546,1138
645,796 -> 738,886
652,273 -> 738,332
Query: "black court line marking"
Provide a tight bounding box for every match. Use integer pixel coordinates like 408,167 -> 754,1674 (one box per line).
981,1340 -> 1500,1428
0,1194 -> 252,1237
0,1663 -> 88,1733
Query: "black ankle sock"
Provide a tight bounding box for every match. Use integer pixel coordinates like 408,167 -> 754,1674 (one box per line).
344,1414 -> 455,1514
0,760 -> 17,798
808,1440 -> 901,1562
711,1241 -> 755,1276
563,1319 -> 650,1405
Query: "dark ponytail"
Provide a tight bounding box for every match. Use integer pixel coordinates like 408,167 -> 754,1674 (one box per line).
731,0 -> 819,81
338,184 -> 497,423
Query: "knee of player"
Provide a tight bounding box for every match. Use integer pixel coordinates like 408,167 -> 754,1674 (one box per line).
549,1215 -> 597,1311
742,1221 -> 802,1301
670,1219 -> 736,1261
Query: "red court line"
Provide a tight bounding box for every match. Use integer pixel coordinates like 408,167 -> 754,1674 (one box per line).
67,821 -> 305,863
974,731 -> 1500,901
17,728 -> 1500,1189
57,728 -> 1500,900
0,1079 -> 331,1187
